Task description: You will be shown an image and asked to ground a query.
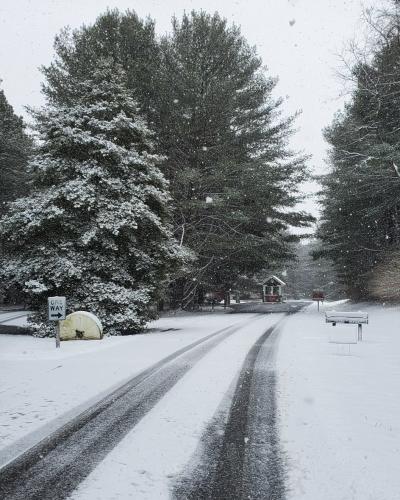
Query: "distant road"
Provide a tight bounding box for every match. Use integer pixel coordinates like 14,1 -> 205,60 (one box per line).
230,300 -> 311,314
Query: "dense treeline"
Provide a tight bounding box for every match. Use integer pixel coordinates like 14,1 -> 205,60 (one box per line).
0,9 -> 312,333
317,2 -> 400,300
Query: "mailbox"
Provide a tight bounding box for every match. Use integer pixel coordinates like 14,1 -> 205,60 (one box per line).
325,311 -> 368,341
325,312 -> 368,325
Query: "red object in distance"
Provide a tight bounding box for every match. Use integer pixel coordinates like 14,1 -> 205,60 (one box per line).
265,294 -> 280,303
312,290 -> 325,301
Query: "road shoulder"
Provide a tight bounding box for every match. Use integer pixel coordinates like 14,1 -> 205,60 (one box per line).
276,302 -> 400,500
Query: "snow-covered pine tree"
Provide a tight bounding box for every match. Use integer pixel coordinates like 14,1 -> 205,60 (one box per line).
0,86 -> 32,216
0,59 -> 182,335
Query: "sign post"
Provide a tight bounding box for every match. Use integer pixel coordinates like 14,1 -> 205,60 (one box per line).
48,296 -> 66,348
312,290 -> 325,311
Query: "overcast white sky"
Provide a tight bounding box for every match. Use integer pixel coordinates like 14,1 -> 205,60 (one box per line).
0,0 -> 382,218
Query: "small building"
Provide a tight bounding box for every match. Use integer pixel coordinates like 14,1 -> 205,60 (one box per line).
262,275 -> 286,303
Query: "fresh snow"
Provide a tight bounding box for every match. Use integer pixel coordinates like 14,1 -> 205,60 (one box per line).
2,302 -> 400,500
69,313 -> 284,500
277,301 -> 400,500
0,311 -> 30,327
0,311 -> 254,464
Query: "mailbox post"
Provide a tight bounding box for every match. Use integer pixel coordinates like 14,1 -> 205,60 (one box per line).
325,311 -> 368,341
48,296 -> 66,348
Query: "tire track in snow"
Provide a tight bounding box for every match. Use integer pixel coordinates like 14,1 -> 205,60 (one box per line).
0,314 -> 263,500
0,312 -> 28,324
174,317 -> 287,499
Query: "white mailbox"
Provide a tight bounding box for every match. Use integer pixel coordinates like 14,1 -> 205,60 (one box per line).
325,311 -> 368,325
325,311 -> 368,341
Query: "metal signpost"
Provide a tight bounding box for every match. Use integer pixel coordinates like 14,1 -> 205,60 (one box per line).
312,290 -> 325,311
48,296 -> 66,348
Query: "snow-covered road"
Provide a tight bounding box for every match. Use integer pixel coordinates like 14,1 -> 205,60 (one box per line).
0,310 -> 288,499
0,312 -> 253,456
2,301 -> 398,499
0,311 -> 28,325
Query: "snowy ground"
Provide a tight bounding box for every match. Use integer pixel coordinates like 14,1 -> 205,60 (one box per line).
277,301 -> 400,500
0,311 -> 255,464
2,302 -> 400,499
69,313 -> 282,500
0,310 -> 30,327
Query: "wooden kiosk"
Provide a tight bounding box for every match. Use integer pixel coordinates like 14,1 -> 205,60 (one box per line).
262,275 -> 286,303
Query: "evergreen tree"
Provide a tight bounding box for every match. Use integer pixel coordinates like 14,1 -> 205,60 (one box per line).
41,9 -> 159,119
154,12 -> 312,304
284,241 -> 344,300
0,86 -> 31,215
40,10 -> 313,307
0,60 -> 182,334
317,3 -> 400,299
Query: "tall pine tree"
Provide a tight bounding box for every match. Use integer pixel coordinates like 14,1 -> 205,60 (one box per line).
154,12 -> 312,304
317,2 -> 400,299
41,9 -> 159,119
0,60 -> 182,334
0,85 -> 31,216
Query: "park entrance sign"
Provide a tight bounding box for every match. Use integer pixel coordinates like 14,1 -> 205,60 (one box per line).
312,290 -> 325,301
312,290 -> 325,311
